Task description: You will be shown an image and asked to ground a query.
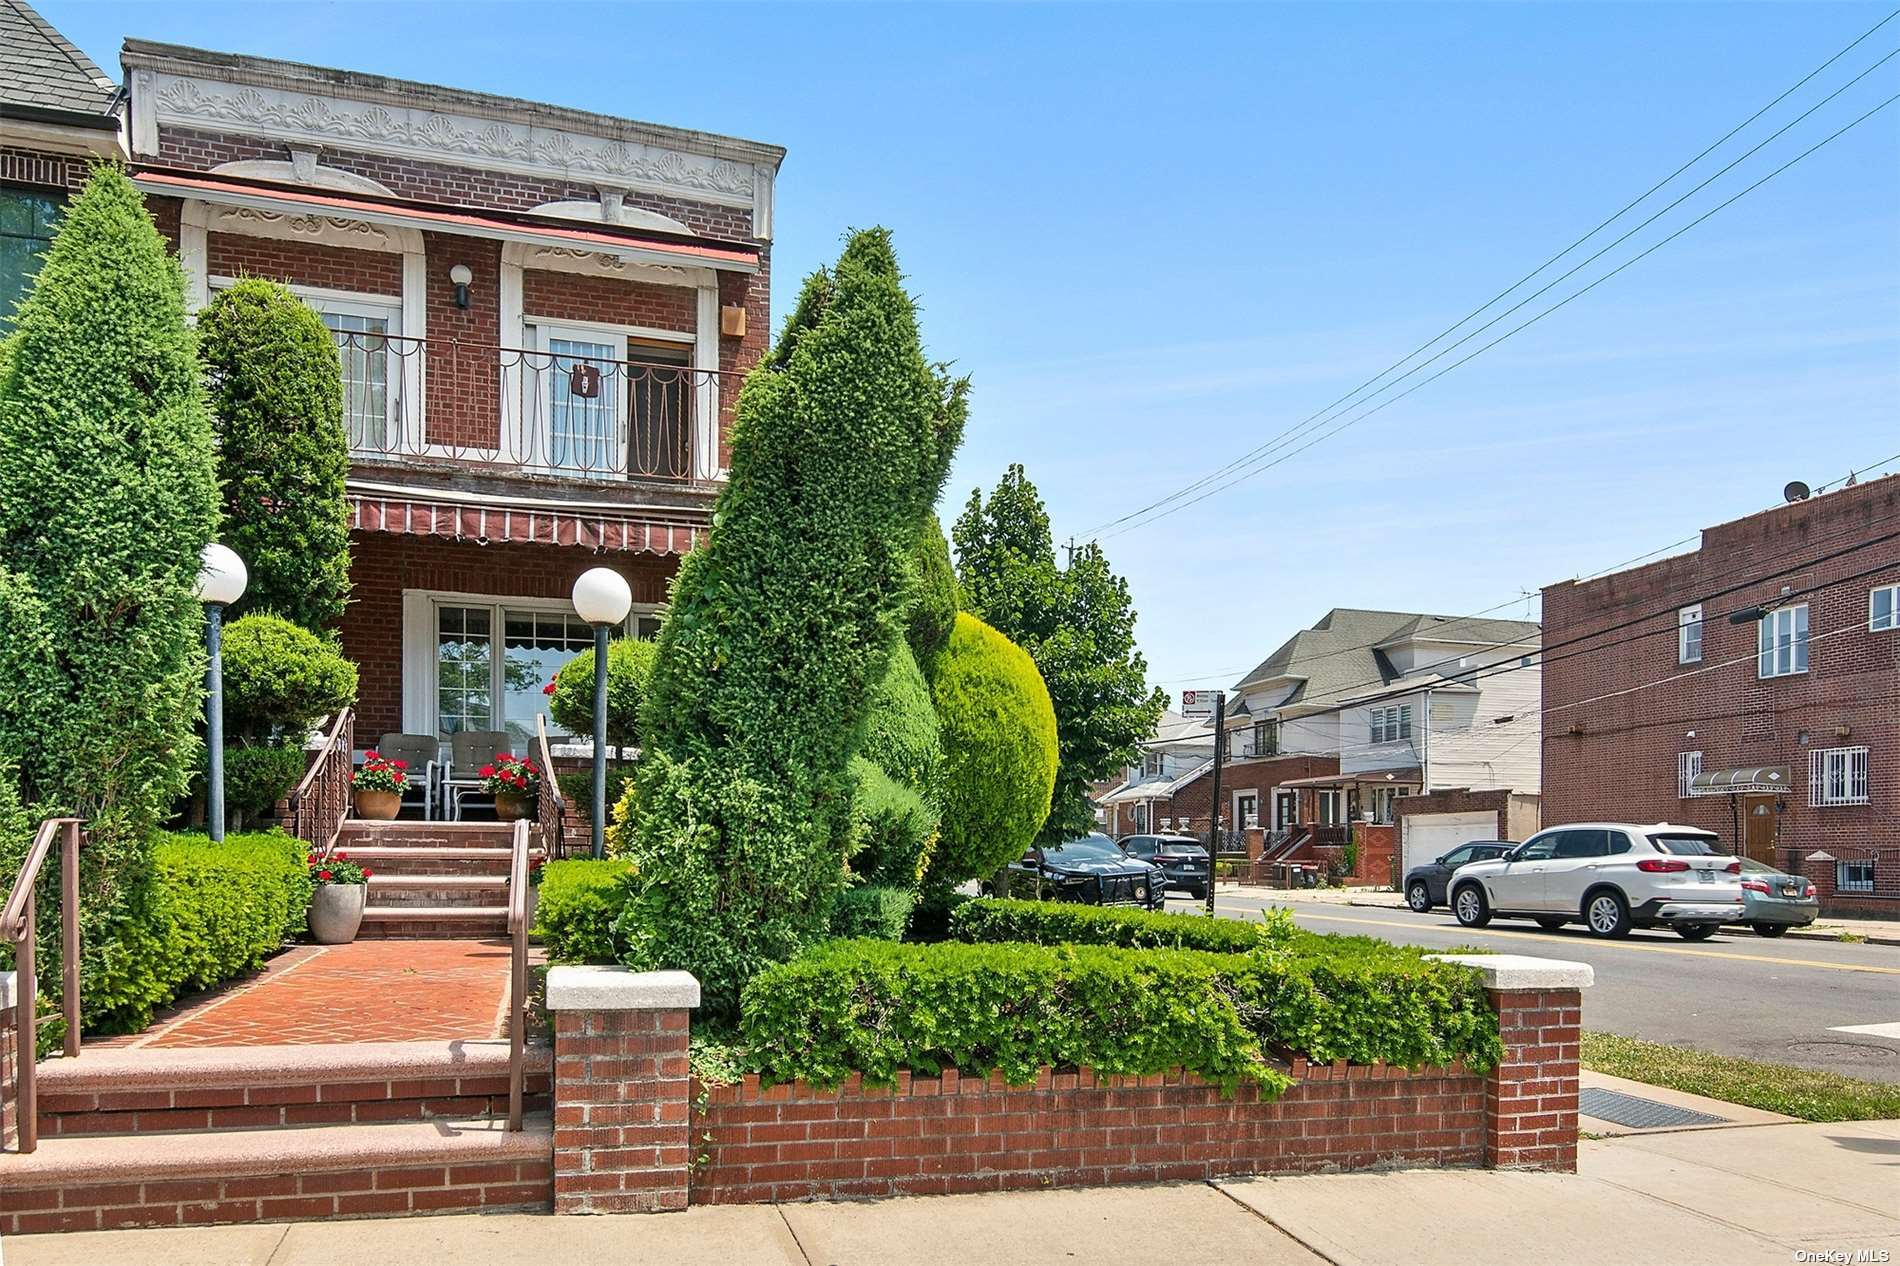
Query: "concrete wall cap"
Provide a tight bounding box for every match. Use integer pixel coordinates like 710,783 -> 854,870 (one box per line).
1426,954 -> 1594,991
546,965 -> 700,1011
0,970 -> 13,1011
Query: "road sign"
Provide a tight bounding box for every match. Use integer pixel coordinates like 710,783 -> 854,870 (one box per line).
1181,689 -> 1223,718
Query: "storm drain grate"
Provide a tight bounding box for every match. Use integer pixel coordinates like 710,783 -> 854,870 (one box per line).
1579,1087 -> 1728,1128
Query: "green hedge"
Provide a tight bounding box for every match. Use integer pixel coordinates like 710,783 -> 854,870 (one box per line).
950,897 -> 1295,954
87,831 -> 312,1033
535,858 -> 636,963
827,884 -> 915,941
738,936 -> 1502,1091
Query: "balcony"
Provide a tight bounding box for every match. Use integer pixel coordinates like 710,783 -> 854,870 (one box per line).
332,330 -> 739,493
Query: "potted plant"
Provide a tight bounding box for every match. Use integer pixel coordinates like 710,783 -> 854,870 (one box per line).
352,751 -> 408,820
307,849 -> 372,943
480,752 -> 540,821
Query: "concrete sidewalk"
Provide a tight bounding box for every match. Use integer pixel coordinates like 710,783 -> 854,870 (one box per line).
7,1119 -> 1895,1266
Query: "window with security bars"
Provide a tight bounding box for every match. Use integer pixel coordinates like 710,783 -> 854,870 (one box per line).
1808,746 -> 1869,807
1677,750 -> 1702,798
1836,859 -> 1875,894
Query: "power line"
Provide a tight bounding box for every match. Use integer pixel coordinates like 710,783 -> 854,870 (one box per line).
1100,88 -> 1900,540
1085,31 -> 1900,542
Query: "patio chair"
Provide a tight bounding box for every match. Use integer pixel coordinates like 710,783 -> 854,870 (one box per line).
376,732 -> 441,819
439,730 -> 512,820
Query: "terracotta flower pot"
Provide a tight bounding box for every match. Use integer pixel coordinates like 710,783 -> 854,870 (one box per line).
354,787 -> 401,820
308,882 -> 367,944
495,791 -> 532,821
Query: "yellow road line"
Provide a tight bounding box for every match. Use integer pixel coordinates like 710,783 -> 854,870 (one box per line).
1218,904 -> 1900,976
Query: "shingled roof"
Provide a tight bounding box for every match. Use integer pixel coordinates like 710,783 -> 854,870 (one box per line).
1233,608 -> 1541,709
1,0 -> 118,123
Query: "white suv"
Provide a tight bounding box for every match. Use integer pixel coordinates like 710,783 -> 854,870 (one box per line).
1447,823 -> 1743,941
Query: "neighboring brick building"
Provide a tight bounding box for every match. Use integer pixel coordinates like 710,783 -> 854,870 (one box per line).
112,39 -> 784,754
1541,476 -> 1900,916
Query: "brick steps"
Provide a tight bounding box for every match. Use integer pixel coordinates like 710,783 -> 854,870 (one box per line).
371,874 -> 509,892
338,822 -> 516,851
337,822 -> 525,938
360,906 -> 509,938
0,1114 -> 553,1234
35,1040 -> 549,1138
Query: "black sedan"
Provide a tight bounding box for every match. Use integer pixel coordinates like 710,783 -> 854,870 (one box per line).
998,834 -> 1167,909
1117,833 -> 1210,899
1403,841 -> 1517,912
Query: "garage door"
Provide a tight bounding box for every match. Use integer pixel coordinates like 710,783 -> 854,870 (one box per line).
1402,812 -> 1499,875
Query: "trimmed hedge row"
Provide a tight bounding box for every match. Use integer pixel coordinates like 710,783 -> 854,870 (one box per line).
738,936 -> 1502,1093
534,858 -> 636,964
949,897 -> 1295,954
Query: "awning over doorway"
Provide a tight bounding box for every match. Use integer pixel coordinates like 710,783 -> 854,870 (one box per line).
1686,765 -> 1792,796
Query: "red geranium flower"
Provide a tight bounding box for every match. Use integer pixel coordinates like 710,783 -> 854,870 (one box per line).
543,681 -> 557,696
391,758 -> 408,770
362,869 -> 373,879
479,764 -> 496,778
335,851 -> 348,860
318,869 -> 333,882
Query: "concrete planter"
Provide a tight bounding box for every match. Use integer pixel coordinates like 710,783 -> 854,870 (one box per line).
354,788 -> 401,820
309,882 -> 367,944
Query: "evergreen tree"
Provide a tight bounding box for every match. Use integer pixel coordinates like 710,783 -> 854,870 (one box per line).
615,229 -> 966,1016
197,278 -> 351,629
953,465 -> 1167,843
0,166 -> 219,931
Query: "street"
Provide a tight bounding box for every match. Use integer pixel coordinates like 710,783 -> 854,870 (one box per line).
1173,889 -> 1900,1084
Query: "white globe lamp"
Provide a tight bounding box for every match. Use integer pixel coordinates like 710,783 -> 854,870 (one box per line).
197,543 -> 248,842
571,568 -> 633,856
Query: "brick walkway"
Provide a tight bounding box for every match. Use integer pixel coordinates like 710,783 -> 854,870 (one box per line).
95,939 -> 515,1048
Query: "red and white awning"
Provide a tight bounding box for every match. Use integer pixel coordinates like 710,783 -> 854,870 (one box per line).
349,493 -> 703,556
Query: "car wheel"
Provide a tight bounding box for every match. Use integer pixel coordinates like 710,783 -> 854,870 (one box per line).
1406,882 -> 1432,913
1583,889 -> 1632,939
1534,916 -> 1568,931
1752,922 -> 1788,938
1677,923 -> 1717,942
1452,884 -> 1491,928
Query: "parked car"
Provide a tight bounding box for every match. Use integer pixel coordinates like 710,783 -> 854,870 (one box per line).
997,833 -> 1167,909
1403,841 -> 1517,912
1734,857 -> 1819,937
1447,823 -> 1743,940
1117,833 -> 1210,898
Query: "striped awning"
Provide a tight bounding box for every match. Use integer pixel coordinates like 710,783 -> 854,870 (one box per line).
349,493 -> 703,556
1687,765 -> 1792,796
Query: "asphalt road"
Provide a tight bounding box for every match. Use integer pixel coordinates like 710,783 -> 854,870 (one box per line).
1167,891 -> 1900,1084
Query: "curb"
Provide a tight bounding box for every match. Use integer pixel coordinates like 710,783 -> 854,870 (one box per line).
1779,926 -> 1900,949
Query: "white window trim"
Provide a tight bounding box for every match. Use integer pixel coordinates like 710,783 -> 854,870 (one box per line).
1369,703 -> 1414,745
1757,604 -> 1810,679
400,588 -> 662,743
1677,750 -> 1703,799
1232,790 -> 1259,831
1808,745 -> 1870,808
1678,604 -> 1703,664
1871,584 -> 1900,632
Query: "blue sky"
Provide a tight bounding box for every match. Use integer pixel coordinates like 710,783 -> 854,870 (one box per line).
48,1 -> 1900,693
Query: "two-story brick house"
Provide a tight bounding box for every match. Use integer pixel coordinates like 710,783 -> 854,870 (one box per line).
1541,475 -> 1900,917
110,39 -> 783,754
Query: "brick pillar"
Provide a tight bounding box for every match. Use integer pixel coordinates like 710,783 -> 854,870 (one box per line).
546,966 -> 699,1213
1429,954 -> 1593,1173
1,971 -> 17,1152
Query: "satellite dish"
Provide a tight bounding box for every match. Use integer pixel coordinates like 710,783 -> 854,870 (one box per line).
1784,481 -> 1811,503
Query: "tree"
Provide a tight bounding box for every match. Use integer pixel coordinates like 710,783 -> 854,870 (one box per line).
954,465 -> 1167,843
613,229 -> 966,1017
925,612 -> 1057,888
0,165 -> 219,944
197,278 -> 351,630
550,637 -> 658,752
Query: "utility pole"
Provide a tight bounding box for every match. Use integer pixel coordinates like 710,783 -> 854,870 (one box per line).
1206,690 -> 1224,916
1064,536 -> 1077,568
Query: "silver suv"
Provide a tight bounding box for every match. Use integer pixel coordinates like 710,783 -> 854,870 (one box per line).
1448,823 -> 1744,941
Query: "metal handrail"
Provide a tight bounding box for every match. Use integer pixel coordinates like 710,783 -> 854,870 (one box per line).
534,713 -> 568,862
287,708 -> 354,857
504,817 -> 531,1132
2,817 -> 82,1154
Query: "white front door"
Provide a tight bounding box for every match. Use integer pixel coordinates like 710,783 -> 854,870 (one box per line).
538,325 -> 626,475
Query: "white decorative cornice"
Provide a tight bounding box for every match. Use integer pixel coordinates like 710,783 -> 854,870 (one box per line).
146,70 -> 757,210
517,244 -> 704,288
208,203 -> 397,251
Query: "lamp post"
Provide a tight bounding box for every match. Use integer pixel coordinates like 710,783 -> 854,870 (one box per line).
571,567 -> 632,859
195,543 -> 248,843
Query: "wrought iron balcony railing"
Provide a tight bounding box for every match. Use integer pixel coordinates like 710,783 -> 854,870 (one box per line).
330,330 -> 737,483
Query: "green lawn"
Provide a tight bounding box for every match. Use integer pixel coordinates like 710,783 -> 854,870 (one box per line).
1582,1030 -> 1900,1123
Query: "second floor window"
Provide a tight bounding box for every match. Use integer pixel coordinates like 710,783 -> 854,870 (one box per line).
1678,604 -> 1703,664
1252,719 -> 1279,756
1369,704 -> 1413,744
1872,584 -> 1899,632
1757,605 -> 1809,678
1143,752 -> 1165,777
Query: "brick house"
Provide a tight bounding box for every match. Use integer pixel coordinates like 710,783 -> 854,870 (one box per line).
1541,475 -> 1900,917
89,40 -> 784,756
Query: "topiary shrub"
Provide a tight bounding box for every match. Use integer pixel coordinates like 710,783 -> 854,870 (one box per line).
550,637 -> 657,753
906,514 -> 957,666
221,613 -> 358,742
827,883 -> 915,941
0,166 -> 219,991
849,640 -> 942,886
616,230 -> 966,1018
535,858 -> 637,963
223,741 -> 309,827
197,278 -> 350,630
848,759 -> 937,888
925,612 -> 1057,889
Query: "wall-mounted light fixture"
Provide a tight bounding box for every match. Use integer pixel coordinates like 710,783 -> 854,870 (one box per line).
449,263 -> 473,309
